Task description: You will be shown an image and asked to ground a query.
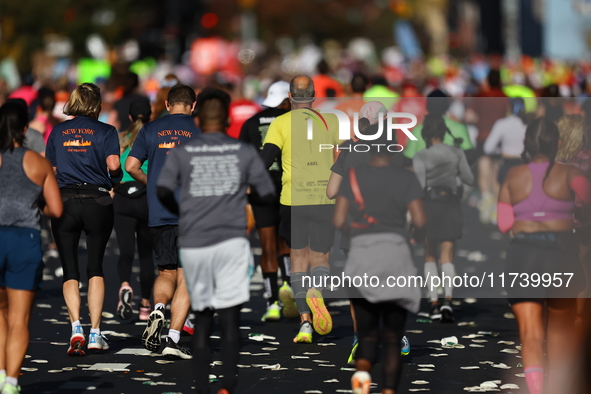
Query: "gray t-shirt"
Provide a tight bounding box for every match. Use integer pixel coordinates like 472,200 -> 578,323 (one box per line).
24,128 -> 45,154
412,143 -> 474,192
157,132 -> 275,248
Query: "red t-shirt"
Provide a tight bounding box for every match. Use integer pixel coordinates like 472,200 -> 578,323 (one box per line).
227,99 -> 261,139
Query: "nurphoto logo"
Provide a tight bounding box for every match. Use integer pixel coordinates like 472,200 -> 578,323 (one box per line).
304,107 -> 418,152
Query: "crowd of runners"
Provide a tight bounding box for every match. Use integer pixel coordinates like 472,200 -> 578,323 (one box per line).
0,56 -> 590,394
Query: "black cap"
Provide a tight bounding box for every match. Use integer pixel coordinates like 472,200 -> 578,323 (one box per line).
129,97 -> 151,121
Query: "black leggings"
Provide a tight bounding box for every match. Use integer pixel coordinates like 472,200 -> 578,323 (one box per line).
351,298 -> 408,391
113,193 -> 154,299
193,305 -> 242,394
51,197 -> 114,282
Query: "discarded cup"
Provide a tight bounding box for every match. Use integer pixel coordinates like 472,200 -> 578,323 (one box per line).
440,336 -> 458,347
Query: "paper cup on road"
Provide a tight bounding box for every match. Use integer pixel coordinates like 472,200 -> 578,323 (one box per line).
441,336 -> 458,346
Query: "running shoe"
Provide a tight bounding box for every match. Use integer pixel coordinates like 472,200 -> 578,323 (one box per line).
347,333 -> 359,365
279,282 -> 299,319
1,383 -> 19,394
293,321 -> 313,343
306,288 -> 332,335
261,301 -> 281,322
161,337 -> 193,360
142,309 -> 165,352
401,335 -> 410,356
116,285 -> 133,320
351,371 -> 371,394
183,317 -> 195,335
67,326 -> 85,356
429,302 -> 442,320
0,371 -> 5,391
139,305 -> 151,321
217,389 -> 229,394
441,299 -> 454,323
87,332 -> 109,351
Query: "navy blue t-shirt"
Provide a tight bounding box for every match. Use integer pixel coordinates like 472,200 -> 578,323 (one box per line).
46,116 -> 120,188
128,113 -> 200,227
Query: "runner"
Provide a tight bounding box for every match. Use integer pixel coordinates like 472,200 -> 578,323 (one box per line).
556,114 -> 591,325
403,89 -> 475,166
483,98 -> 528,185
156,87 -> 275,394
413,114 -> 474,323
114,97 -> 154,321
326,102 -> 410,362
261,75 -> 340,343
126,84 -> 198,359
0,101 -> 62,394
498,117 -> 591,394
333,131 -> 426,394
238,81 -> 295,322
46,83 -> 122,355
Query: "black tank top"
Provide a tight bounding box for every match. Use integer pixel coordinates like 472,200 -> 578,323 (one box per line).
0,147 -> 42,231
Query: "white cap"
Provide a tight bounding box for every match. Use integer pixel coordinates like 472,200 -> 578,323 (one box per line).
262,81 -> 290,108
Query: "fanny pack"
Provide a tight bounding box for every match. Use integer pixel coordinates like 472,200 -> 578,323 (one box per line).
424,186 -> 458,203
512,231 -> 579,253
61,184 -> 110,199
115,181 -> 146,198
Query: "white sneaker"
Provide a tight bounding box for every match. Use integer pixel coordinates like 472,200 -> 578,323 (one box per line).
67,326 -> 85,356
87,332 -> 109,351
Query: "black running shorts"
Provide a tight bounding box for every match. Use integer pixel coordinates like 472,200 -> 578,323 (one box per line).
279,204 -> 335,253
151,225 -> 179,270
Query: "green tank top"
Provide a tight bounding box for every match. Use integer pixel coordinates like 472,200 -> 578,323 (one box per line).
120,146 -> 148,183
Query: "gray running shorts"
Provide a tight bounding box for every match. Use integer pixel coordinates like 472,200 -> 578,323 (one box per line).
180,237 -> 253,311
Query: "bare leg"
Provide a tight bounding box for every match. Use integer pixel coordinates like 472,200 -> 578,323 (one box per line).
259,227 -> 278,274
546,298 -> 577,391
5,289 -> 35,378
63,279 -> 81,323
153,268 -> 177,307
88,276 -> 104,329
169,268 -> 190,331
425,238 -> 439,306
0,287 -> 7,371
512,302 -> 544,368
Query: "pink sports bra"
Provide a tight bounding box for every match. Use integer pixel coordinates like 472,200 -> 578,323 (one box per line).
513,162 -> 574,222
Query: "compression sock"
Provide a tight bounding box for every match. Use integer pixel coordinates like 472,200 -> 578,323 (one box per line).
441,263 -> 456,299
291,272 -> 310,315
263,272 -> 279,305
310,266 -> 330,291
424,262 -> 439,302
278,254 -> 291,285
168,329 -> 180,343
524,367 -> 544,394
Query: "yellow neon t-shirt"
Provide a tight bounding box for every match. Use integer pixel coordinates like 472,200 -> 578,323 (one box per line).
264,109 -> 341,206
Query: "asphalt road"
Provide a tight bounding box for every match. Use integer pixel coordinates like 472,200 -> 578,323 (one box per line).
22,203 -> 525,394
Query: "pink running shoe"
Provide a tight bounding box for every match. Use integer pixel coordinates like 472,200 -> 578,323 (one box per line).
139,305 -> 151,321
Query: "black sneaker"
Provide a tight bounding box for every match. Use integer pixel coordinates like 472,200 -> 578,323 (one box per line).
142,309 -> 165,351
440,299 -> 454,323
429,302 -> 442,320
161,337 -> 193,360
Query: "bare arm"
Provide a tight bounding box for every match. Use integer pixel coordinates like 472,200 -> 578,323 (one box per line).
333,195 -> 350,230
125,156 -> 147,185
106,154 -> 121,183
326,172 -> 343,200
42,160 -> 63,218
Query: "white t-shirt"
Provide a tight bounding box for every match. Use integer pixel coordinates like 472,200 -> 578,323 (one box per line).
483,115 -> 526,157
